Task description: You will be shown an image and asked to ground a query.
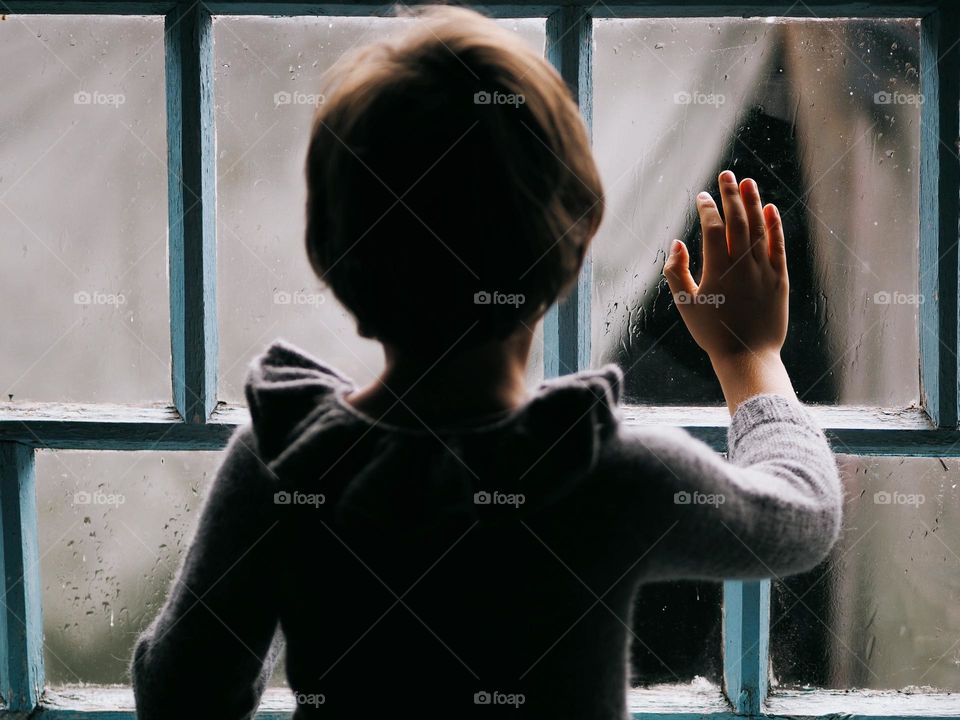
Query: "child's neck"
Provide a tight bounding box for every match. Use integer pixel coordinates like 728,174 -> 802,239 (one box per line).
344,330 -> 533,427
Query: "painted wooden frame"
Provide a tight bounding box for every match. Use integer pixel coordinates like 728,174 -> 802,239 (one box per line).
0,0 -> 957,717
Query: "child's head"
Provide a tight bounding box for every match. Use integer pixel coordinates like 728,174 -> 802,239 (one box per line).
305,6 -> 603,357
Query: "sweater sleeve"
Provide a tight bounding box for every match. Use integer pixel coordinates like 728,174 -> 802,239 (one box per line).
613,394 -> 843,581
131,424 -> 283,720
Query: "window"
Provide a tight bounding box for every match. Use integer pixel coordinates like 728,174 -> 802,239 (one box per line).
592,17 -> 921,407
1,0 -> 957,717
37,450 -> 222,685
0,15 -> 170,405
771,456 -> 960,692
211,15 -> 547,398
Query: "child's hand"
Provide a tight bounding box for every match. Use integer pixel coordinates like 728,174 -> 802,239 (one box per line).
663,170 -> 788,363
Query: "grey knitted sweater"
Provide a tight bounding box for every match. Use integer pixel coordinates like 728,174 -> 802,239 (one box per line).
131,339 -> 842,720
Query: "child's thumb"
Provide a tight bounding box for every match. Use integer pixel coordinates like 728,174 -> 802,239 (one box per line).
663,240 -> 698,297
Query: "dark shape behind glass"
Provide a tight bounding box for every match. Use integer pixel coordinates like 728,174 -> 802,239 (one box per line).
629,581 -> 722,686
611,105 -> 835,405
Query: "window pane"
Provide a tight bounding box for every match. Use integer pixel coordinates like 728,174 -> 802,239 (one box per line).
592,18 -> 920,406
771,455 -> 960,691
37,449 -> 288,687
630,581 -> 722,686
214,16 -> 546,403
0,16 -> 170,404
35,446 -> 713,689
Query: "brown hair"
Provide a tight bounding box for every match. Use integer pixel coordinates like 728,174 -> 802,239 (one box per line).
305,5 -> 603,355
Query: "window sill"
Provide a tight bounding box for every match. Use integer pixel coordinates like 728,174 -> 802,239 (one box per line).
0,401 -> 946,454
628,679 -> 731,715
38,685 -> 293,717
766,688 -> 960,718
30,684 -> 960,718
619,403 -> 938,454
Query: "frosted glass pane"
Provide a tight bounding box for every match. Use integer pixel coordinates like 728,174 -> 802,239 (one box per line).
37,450 -> 288,688
214,16 -> 546,402
0,16 -> 170,404
771,455 -> 960,691
34,451 -> 712,689
592,19 -> 920,406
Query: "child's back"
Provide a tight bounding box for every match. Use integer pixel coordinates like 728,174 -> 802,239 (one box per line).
130,7 -> 842,719
132,341 -> 839,719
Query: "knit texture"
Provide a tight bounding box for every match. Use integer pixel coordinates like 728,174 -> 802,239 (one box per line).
131,339 -> 842,720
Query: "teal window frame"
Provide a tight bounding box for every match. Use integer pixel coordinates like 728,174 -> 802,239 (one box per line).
1,0 -> 958,717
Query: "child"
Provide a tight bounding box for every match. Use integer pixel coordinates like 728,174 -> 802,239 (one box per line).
131,7 -> 841,719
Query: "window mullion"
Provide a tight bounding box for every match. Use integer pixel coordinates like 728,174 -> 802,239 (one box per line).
723,579 -> 770,714
544,7 -> 593,377
165,1 -> 218,423
919,5 -> 960,429
0,443 -> 44,711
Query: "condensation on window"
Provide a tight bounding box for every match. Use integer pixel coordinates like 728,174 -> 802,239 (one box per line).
36,450 -> 288,688
213,16 -> 547,402
0,16 -> 170,404
771,455 -> 960,691
34,445 -> 717,689
592,19 -> 921,407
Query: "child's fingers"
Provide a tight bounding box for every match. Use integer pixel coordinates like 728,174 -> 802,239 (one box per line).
718,170 -> 751,260
739,178 -> 767,263
696,191 -> 730,273
663,239 -> 699,300
764,203 -> 787,277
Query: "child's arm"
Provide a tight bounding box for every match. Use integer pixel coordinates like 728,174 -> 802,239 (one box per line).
619,169 -> 842,579
130,425 -> 281,720
612,394 -> 842,580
